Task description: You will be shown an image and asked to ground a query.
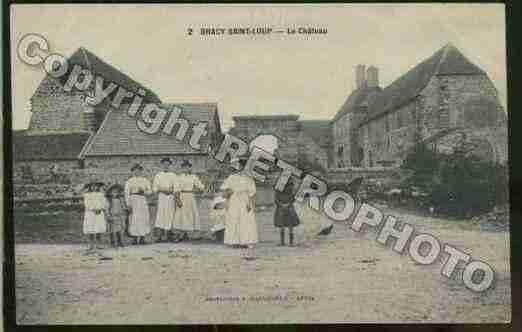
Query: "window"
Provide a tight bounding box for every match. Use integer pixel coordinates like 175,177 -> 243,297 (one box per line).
338,146 -> 344,157
397,111 -> 403,128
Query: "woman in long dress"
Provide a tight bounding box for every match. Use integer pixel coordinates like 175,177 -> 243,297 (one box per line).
221,158 -> 258,248
172,160 -> 205,241
153,158 -> 179,242
82,182 -> 108,251
125,164 -> 152,245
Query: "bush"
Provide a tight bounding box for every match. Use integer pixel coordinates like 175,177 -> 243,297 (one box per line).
401,142 -> 508,217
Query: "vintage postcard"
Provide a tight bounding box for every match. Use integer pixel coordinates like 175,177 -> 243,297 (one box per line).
8,3 -> 510,325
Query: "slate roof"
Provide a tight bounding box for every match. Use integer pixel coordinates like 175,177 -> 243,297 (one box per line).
13,132 -> 91,161
57,48 -> 161,103
299,120 -> 332,146
332,85 -> 382,122
80,103 -> 219,157
360,44 -> 486,125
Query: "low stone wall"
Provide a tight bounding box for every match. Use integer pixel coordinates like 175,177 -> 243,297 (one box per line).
325,167 -> 400,184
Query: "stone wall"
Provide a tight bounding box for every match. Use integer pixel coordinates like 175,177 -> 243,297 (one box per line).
325,167 -> 399,184
14,154 -> 224,194
82,155 -> 219,186
297,133 -> 330,169
361,102 -> 417,167
359,74 -> 507,167
13,160 -> 82,184
28,77 -> 90,133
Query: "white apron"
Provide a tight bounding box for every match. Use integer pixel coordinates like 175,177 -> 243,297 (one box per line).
125,176 -> 152,236
221,174 -> 258,245
153,172 -> 177,230
172,174 -> 205,231
83,192 -> 108,234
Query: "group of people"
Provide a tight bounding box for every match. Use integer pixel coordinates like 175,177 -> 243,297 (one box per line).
82,156 -> 338,252
81,157 -> 264,251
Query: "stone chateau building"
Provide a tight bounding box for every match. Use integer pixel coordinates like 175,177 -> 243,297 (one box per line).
14,43 -> 508,185
14,48 -> 223,184
230,43 -> 508,169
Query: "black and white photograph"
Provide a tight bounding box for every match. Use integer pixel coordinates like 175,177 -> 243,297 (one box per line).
7,3 -> 510,325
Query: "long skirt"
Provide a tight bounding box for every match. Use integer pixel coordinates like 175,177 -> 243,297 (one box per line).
224,193 -> 258,245
172,193 -> 200,231
128,195 -> 151,236
274,203 -> 300,227
154,193 -> 176,230
83,211 -> 107,234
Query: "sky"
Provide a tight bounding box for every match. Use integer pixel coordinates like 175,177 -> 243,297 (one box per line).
10,4 -> 506,130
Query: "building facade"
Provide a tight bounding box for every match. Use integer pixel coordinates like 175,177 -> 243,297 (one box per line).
331,43 -> 507,168
14,48 -> 223,186
228,115 -> 332,170
14,43 -> 508,186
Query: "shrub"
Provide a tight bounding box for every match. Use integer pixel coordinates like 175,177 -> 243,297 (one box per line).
401,142 -> 508,217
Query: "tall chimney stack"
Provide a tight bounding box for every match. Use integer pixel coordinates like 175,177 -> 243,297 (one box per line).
367,66 -> 379,88
82,92 -> 98,132
355,64 -> 366,89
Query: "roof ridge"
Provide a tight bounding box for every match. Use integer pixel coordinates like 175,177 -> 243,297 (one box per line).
79,47 -> 92,70
434,43 -> 452,76
78,108 -> 114,159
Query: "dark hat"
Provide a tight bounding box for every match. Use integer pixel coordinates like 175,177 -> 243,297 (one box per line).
181,160 -> 192,168
106,183 -> 124,194
160,157 -> 173,165
131,164 -> 143,172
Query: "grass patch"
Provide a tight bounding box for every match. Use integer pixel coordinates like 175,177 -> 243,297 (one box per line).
15,210 -> 86,244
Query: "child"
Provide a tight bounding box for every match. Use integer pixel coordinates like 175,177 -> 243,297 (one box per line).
209,194 -> 228,242
274,177 -> 300,246
106,184 -> 127,248
82,181 -> 108,251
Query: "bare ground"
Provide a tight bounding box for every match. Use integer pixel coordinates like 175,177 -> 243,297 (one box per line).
15,206 -> 511,324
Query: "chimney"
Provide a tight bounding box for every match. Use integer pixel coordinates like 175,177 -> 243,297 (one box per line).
367,65 -> 379,88
83,107 -> 97,132
82,93 -> 98,132
355,64 -> 366,89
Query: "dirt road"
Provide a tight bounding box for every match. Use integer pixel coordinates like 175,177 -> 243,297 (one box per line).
15,207 -> 511,324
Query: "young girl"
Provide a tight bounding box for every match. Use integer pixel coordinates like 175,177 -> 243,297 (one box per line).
209,193 -> 228,242
106,184 -> 127,248
82,182 -> 108,251
274,177 -> 300,246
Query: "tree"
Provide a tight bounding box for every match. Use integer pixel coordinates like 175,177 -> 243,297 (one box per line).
401,140 -> 508,217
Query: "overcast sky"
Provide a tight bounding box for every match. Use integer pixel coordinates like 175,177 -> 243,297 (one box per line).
10,4 -> 506,130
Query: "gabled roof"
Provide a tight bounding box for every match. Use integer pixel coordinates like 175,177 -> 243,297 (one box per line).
332,85 -> 381,122
13,132 -> 91,161
54,47 -> 161,103
299,120 -> 332,146
361,44 -> 486,124
80,103 -> 219,157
